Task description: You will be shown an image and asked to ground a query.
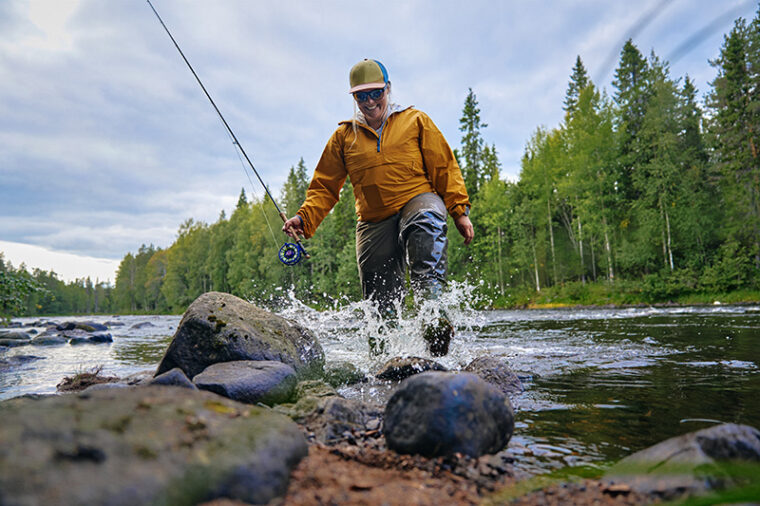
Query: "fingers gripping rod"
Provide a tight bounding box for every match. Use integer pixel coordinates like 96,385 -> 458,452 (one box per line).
146,0 -> 309,261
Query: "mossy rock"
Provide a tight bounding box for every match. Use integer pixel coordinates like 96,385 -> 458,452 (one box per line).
155,292 -> 324,380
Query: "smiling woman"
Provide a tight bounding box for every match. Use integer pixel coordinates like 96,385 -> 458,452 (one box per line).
0,241 -> 119,283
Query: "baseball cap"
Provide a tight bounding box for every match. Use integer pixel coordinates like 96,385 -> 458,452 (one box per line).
349,59 -> 389,93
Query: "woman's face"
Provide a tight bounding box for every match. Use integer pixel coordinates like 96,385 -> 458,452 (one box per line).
355,85 -> 389,128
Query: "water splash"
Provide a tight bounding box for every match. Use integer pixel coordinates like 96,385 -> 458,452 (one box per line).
262,281 -> 488,374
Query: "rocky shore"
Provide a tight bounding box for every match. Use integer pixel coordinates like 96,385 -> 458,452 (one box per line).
1,291 -> 759,505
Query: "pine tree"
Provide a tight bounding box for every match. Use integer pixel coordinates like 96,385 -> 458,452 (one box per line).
459,88 -> 487,197
707,16 -> 760,269
612,40 -> 650,202
564,55 -> 590,115
281,157 -> 309,217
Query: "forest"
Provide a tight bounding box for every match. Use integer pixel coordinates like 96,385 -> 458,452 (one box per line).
3,10 -> 760,317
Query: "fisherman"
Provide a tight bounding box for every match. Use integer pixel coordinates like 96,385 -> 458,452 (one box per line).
283,59 -> 473,356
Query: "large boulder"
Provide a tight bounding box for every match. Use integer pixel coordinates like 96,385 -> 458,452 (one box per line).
463,356 -> 524,396
384,372 -> 514,458
0,385 -> 307,505
605,423 -> 760,499
193,360 -> 297,406
155,292 -> 324,379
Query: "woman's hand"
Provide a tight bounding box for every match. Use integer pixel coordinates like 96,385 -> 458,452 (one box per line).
282,215 -> 304,239
454,215 -> 474,245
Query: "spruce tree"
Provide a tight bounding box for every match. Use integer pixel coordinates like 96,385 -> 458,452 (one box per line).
564,55 -> 590,115
707,16 -> 760,269
459,88 -> 487,197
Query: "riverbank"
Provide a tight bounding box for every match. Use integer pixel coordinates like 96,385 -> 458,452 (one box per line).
486,281 -> 760,310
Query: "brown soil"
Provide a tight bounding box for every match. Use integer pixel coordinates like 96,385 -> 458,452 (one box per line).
274,436 -> 664,506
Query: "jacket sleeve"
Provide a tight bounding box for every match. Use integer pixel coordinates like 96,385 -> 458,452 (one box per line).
297,128 -> 348,238
418,112 -> 471,219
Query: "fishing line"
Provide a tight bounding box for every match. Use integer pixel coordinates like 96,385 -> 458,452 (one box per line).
223,127 -> 280,248
146,0 -> 308,265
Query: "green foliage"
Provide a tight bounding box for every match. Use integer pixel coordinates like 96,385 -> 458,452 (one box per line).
101,9 -> 760,312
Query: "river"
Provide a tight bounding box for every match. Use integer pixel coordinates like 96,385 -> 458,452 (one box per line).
2,301 -> 759,474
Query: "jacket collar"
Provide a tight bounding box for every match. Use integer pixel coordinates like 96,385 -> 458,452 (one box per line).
339,103 -> 412,127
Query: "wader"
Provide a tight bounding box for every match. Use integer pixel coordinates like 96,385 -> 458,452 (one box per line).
356,192 -> 448,314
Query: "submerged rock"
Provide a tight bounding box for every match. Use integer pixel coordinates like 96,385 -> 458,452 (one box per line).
0,386 -> 307,505
193,360 -> 297,406
0,338 -> 30,348
463,356 -> 524,396
324,361 -> 367,387
605,423 -> 760,499
384,372 -> 514,458
375,356 -> 447,381
130,321 -> 155,330
0,331 -> 32,341
30,335 -> 67,346
0,355 -> 43,371
155,291 -> 324,379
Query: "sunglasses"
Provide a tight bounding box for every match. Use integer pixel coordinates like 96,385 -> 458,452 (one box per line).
354,84 -> 388,103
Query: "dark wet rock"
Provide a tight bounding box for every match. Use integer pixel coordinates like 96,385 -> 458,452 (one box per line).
0,355 -> 43,371
150,367 -> 197,389
324,361 -> 367,387
375,356 -> 447,381
69,337 -> 91,345
155,291 -> 324,379
605,423 -> 760,500
0,338 -> 30,347
89,333 -> 113,343
130,321 -> 156,330
6,321 -> 23,328
1,331 -> 31,340
304,396 -> 383,445
384,371 -> 514,458
104,321 -> 125,327
56,322 -> 76,331
62,329 -> 91,340
193,360 -> 297,406
463,356 -> 524,396
30,335 -> 67,346
79,321 -> 108,332
0,385 -> 307,505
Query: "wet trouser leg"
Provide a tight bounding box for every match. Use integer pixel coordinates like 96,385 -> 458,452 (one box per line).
399,193 -> 448,300
356,192 -> 448,313
356,213 -> 405,315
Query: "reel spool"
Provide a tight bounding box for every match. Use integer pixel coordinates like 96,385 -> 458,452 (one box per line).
278,242 -> 305,266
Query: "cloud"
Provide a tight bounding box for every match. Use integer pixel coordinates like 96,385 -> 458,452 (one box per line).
1,0 -> 757,281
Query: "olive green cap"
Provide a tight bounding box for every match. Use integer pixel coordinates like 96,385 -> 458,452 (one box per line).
349,59 -> 389,93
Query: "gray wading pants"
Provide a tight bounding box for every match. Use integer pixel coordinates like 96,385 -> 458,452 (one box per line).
356,192 -> 448,314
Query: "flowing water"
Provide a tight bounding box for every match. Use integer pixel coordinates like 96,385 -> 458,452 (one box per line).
2,293 -> 759,474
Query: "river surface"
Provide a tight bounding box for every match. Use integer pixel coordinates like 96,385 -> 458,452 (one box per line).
2,302 -> 759,474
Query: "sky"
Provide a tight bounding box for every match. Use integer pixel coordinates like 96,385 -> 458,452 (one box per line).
1,0 -> 757,283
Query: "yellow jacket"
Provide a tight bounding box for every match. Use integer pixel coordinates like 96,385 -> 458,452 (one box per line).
297,107 -> 471,238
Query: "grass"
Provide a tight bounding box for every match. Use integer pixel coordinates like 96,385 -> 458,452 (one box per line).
56,364 -> 121,392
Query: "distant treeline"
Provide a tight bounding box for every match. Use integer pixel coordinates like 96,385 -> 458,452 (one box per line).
0,253 -> 115,319
4,11 -> 760,317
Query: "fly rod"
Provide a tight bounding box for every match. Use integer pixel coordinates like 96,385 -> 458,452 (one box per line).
146,0 -> 309,265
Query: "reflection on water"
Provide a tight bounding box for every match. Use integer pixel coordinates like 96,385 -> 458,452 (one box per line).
0,315 -> 178,398
1,303 -> 759,473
